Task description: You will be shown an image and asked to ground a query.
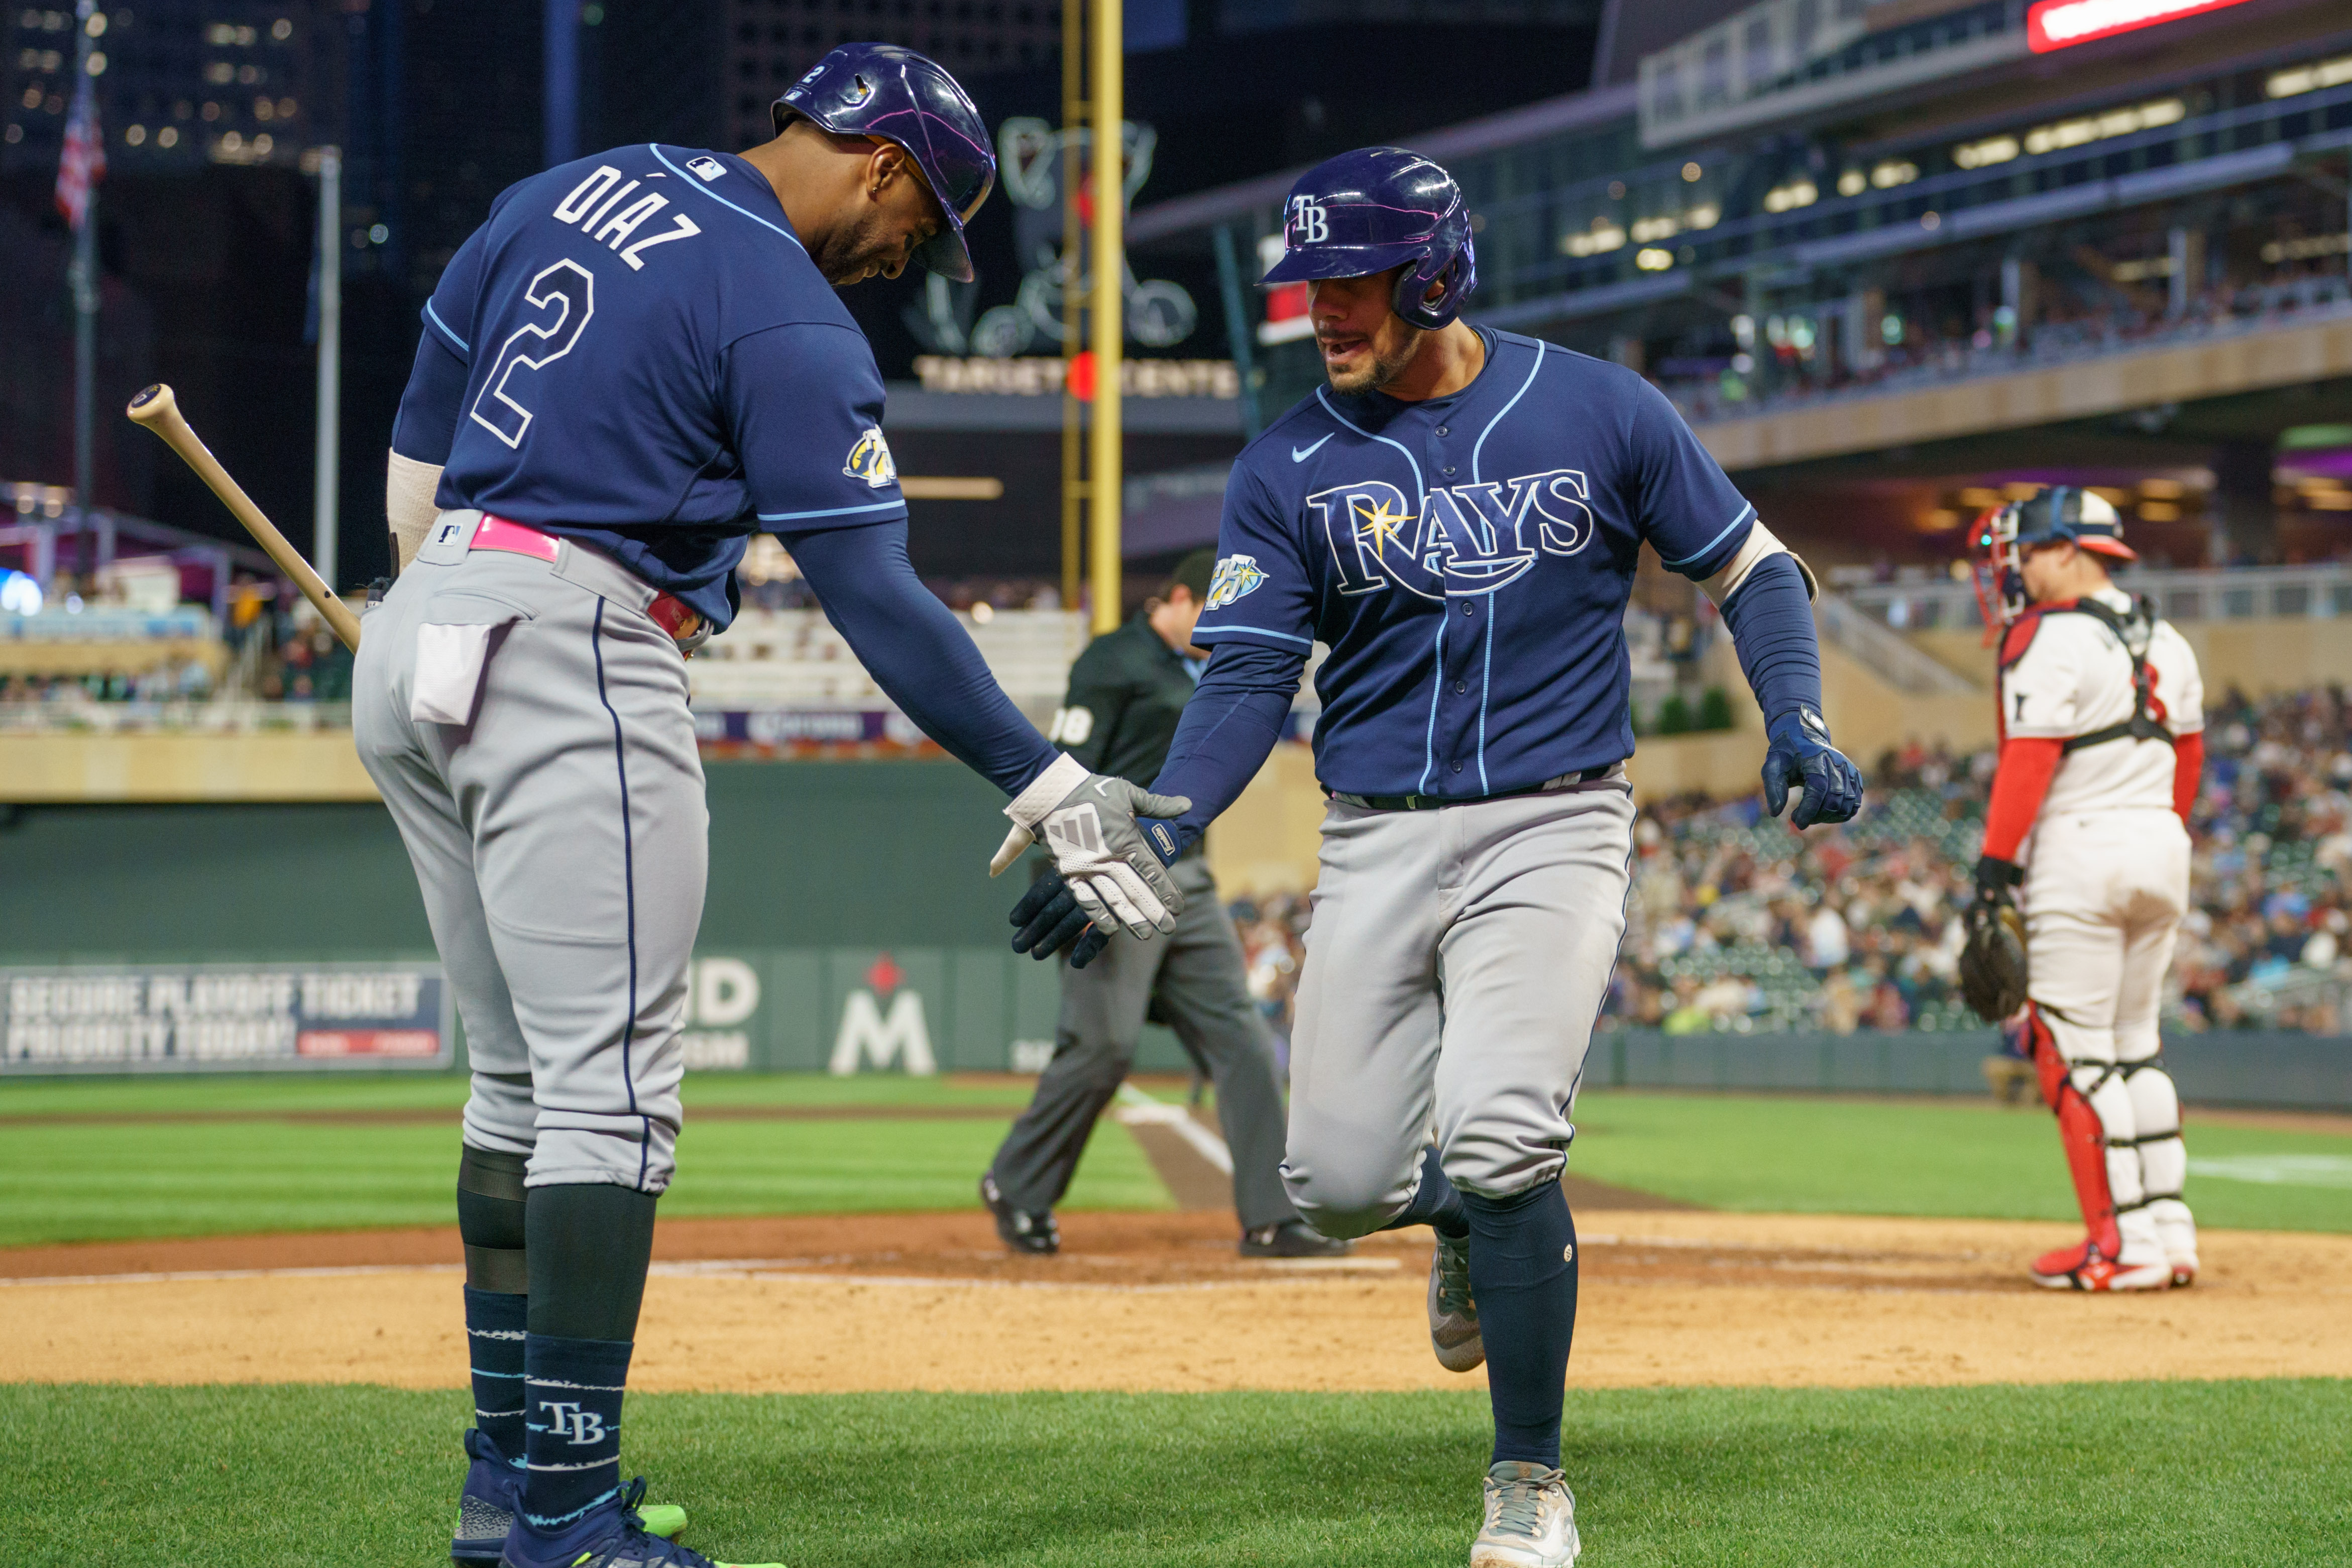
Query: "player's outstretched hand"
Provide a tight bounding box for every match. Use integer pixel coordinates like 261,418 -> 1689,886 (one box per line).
1762,708 -> 1863,829
991,754 -> 1190,941
1009,867 -> 1113,969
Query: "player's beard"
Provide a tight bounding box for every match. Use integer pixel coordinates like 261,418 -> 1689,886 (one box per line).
816,207 -> 910,286
1323,322 -> 1427,395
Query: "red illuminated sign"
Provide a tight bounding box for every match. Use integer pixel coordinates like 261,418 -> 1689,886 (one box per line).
2027,0 -> 2259,52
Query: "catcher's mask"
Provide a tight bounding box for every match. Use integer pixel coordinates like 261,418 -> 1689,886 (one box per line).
1971,485 -> 2135,642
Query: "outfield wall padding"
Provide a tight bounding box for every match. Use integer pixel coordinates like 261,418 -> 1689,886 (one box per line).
1587,1031 -> 2352,1109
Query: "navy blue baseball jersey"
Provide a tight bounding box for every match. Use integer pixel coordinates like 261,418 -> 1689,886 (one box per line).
1192,328 -> 1755,798
406,144 -> 908,630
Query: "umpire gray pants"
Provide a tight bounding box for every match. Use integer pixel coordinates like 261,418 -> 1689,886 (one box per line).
989,855 -> 1300,1230
1282,779 -> 1635,1238
353,512 -> 704,1193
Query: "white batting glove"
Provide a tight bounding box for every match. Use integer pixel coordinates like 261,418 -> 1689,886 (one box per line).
990,753 -> 1190,940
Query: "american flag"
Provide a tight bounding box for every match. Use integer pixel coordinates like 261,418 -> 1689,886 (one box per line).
54,71 -> 106,232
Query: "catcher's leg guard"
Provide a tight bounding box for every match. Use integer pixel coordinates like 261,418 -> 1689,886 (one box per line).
2024,1003 -> 2169,1291
2119,1021 -> 2196,1286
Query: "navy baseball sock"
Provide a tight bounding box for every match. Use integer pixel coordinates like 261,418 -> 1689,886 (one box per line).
518,1333 -> 634,1535
456,1146 -> 531,1459
1380,1144 -> 1470,1239
462,1285 -> 529,1459
1462,1179 -> 1578,1468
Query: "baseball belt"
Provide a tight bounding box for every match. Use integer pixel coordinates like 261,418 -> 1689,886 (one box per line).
473,514 -> 705,647
1327,763 -> 1625,813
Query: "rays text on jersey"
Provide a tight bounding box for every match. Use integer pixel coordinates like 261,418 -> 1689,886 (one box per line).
551,164 -> 705,271
1306,469 -> 1596,600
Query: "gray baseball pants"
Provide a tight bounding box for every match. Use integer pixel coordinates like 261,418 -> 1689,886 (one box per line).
353,511 -> 704,1193
1281,780 -> 1636,1238
990,854 -> 1302,1229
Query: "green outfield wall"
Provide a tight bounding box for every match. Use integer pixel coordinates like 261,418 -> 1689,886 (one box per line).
0,762 -> 1202,1074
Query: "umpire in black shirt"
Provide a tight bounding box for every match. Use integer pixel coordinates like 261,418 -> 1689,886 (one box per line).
981,551 -> 1347,1258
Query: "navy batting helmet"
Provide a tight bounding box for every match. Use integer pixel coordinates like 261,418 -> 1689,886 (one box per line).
773,43 -> 995,282
1260,147 -> 1476,330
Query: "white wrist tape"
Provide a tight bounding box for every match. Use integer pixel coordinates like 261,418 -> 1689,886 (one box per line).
386,450 -> 444,571
1004,751 -> 1090,832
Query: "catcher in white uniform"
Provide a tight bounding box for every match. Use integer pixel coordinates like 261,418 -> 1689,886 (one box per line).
1969,488 -> 2203,1291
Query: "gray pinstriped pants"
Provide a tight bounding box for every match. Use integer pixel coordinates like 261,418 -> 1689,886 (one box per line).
353,514 -> 705,1191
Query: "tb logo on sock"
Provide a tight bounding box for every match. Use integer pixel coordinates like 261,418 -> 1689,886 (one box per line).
539,1400 -> 608,1444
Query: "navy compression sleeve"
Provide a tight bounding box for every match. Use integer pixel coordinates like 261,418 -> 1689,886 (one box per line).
390,329 -> 470,466
1150,641 -> 1305,851
1718,552 -> 1822,725
785,521 -> 1059,796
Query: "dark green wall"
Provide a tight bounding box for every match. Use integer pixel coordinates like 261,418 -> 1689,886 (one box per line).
0,761 -> 1025,962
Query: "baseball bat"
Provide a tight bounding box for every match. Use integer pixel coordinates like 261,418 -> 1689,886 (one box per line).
126,382 -> 363,652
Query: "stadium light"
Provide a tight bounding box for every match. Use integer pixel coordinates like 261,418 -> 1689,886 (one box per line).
2027,0 -> 2259,54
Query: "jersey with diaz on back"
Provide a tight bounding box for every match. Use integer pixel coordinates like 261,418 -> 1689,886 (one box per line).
394,142 -> 908,633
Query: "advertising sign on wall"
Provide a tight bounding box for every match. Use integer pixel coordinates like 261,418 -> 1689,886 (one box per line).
0,963 -> 452,1073
2026,0 -> 2258,53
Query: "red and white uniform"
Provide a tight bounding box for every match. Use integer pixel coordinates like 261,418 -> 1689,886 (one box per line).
1986,587 -> 2203,1285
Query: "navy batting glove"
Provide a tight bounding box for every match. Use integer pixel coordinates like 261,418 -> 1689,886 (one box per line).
1009,867 -> 1112,969
1762,707 -> 1863,829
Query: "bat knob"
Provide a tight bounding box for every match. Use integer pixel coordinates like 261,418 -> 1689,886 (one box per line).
126,383 -> 174,422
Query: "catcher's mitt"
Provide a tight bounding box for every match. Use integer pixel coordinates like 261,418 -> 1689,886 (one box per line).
1959,897 -> 2029,1021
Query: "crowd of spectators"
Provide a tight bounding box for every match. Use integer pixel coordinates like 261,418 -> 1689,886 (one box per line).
1659,245 -> 2352,430
0,663 -> 214,707
1224,685 -> 2352,1039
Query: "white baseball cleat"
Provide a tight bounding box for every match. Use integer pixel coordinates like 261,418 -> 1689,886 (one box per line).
1427,1228 -> 1483,1372
2166,1249 -> 2199,1288
1470,1461 -> 1580,1567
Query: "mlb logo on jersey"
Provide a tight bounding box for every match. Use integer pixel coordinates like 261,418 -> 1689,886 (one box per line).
1205,553 -> 1267,611
686,156 -> 726,182
843,426 -> 898,488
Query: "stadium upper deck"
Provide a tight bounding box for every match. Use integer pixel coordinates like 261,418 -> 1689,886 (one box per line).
1131,0 -> 2352,563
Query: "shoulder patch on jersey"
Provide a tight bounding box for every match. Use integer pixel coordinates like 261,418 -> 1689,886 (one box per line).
844,426 -> 898,488
1204,554 -> 1267,611
687,156 -> 726,182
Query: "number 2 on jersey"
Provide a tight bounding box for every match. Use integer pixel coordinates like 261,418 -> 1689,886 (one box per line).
470,260 -> 596,449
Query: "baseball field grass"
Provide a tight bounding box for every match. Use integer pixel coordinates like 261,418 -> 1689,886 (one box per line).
12,1379 -> 2346,1567
0,1073 -> 2343,1246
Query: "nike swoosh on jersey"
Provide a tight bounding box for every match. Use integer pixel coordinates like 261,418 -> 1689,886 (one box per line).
1291,434 -> 1333,463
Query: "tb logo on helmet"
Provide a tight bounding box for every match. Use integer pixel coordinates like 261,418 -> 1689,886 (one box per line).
1287,195 -> 1330,246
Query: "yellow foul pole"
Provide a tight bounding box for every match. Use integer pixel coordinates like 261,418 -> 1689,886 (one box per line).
1087,0 -> 1123,633
1058,0 -> 1084,614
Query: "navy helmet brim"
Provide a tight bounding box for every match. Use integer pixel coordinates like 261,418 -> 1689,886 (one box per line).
1261,240 -> 1433,287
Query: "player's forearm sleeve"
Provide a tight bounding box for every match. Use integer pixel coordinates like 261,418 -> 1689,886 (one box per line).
1150,642 -> 1304,850
2172,731 -> 2203,825
391,328 -> 470,468
1717,552 -> 1822,727
1981,736 -> 2065,861
786,520 -> 1059,796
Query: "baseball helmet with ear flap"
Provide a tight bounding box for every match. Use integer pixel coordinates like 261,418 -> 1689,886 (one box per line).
774,42 -> 996,282
1259,146 -> 1477,330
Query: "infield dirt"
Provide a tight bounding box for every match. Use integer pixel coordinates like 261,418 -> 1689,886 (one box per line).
5,1210 -> 2347,1393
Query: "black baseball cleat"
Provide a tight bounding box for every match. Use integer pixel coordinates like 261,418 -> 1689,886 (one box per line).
1240,1220 -> 1353,1259
981,1173 -> 1059,1255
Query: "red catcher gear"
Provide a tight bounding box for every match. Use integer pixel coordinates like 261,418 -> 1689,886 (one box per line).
2026,1002 -> 2122,1260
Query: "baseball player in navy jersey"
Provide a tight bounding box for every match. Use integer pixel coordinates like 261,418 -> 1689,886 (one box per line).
355,45 -> 1187,1568
1021,148 -> 1862,1566
1970,488 -> 2204,1292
